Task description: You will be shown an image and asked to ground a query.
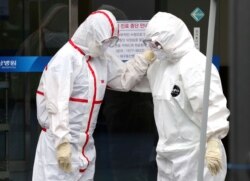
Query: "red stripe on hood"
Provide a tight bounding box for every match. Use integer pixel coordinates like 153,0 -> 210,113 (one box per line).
69,39 -> 85,55
91,10 -> 115,37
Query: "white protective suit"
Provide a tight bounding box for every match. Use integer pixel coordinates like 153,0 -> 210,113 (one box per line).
33,10 -> 151,181
145,12 -> 230,181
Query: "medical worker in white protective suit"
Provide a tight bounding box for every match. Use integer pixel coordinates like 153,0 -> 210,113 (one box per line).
143,12 -> 230,181
33,10 -> 155,181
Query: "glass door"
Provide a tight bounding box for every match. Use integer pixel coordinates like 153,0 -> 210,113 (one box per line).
0,0 -> 70,180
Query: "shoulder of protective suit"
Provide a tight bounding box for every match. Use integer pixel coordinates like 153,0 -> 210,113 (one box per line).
46,48 -> 76,72
179,49 -> 206,76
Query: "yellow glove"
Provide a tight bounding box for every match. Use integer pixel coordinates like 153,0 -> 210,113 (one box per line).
205,138 -> 222,175
143,50 -> 156,63
56,141 -> 72,173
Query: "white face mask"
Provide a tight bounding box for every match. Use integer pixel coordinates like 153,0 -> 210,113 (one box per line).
101,42 -> 110,52
88,42 -> 107,57
88,38 -> 117,57
154,49 -> 168,61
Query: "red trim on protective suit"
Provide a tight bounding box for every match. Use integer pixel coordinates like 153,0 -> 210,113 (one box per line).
91,10 -> 115,37
69,39 -> 85,55
37,40 -> 100,173
68,39 -> 98,171
44,40 -> 85,71
69,97 -> 88,103
79,168 -> 86,173
94,100 -> 103,104
80,58 -> 97,171
36,91 -> 102,103
36,90 -> 44,96
67,37 -> 96,170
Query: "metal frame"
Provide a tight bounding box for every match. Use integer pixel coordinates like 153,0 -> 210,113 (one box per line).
0,74 -> 9,179
69,0 -> 79,37
197,0 -> 217,180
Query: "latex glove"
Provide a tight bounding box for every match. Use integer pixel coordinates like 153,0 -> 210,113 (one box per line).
56,141 -> 72,173
143,50 -> 156,63
205,138 -> 222,175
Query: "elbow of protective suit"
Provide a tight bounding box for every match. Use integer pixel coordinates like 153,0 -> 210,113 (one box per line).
111,51 -> 154,92
46,101 -> 58,114
118,59 -> 145,91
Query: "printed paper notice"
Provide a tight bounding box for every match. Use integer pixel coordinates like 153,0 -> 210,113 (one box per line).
112,20 -> 148,62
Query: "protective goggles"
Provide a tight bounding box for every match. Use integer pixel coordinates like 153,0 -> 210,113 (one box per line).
143,39 -> 163,50
102,36 -> 119,47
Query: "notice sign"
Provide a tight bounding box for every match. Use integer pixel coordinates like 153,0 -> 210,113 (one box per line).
113,20 -> 148,62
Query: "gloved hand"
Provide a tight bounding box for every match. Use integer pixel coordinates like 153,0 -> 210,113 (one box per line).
143,50 -> 156,63
205,138 -> 222,176
56,141 -> 72,173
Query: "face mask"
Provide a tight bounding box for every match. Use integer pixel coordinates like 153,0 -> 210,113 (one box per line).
154,49 -> 168,61
88,41 -> 106,57
101,42 -> 110,52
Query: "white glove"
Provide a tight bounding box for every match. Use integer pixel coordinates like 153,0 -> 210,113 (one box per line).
56,141 -> 72,173
205,138 -> 222,175
143,50 -> 156,63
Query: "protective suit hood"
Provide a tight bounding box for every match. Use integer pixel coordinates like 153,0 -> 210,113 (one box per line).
145,12 -> 195,62
71,10 -> 119,57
